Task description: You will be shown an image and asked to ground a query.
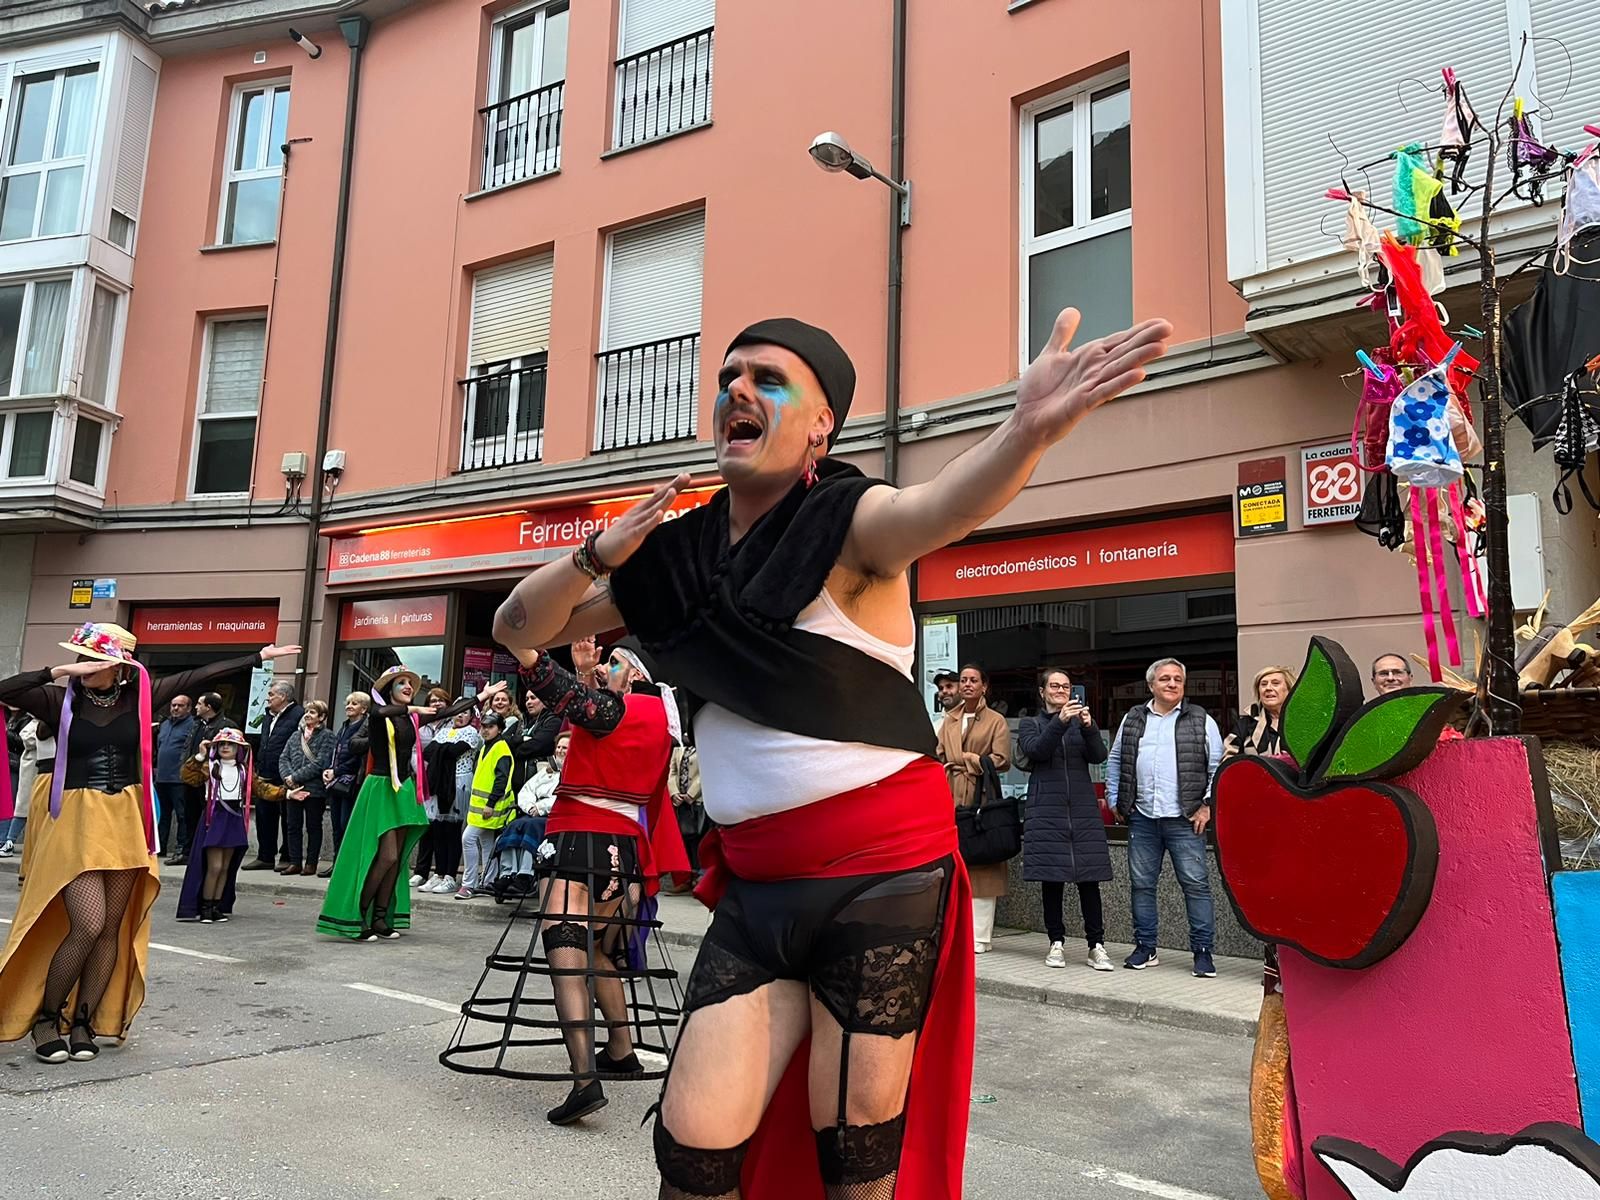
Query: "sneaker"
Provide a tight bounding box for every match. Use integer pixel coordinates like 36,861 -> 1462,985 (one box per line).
973,943 -> 991,954
215,908 -> 230,924
409,873 -> 425,888
420,874 -> 440,892
1044,941 -> 1066,968
455,886 -> 474,899
1123,945 -> 1159,970
1087,944 -> 1114,972
1192,950 -> 1217,978
431,875 -> 457,894
0,840 -> 14,857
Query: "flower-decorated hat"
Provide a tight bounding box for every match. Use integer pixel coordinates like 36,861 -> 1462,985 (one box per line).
58,622 -> 138,665
210,727 -> 249,749
373,665 -> 422,697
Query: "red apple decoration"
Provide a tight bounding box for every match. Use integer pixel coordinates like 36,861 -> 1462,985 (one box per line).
1214,638 -> 1465,970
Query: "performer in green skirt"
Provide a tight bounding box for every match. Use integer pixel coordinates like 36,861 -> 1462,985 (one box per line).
316,666 -> 481,941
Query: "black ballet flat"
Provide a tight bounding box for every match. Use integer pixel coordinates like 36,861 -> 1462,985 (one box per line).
546,1080 -> 607,1126
32,1010 -> 68,1064
594,1049 -> 644,1079
68,1007 -> 98,1061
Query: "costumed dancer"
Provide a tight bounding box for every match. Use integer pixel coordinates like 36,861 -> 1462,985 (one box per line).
316,667 -> 477,941
0,625 -> 297,1062
491,310 -> 1169,1197
175,728 -> 254,924
442,636 -> 688,1127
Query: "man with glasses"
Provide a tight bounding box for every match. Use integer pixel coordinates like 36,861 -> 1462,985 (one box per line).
1371,655 -> 1413,696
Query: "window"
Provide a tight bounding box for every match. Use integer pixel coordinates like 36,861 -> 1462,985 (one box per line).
482,2 -> 568,188
0,64 -> 98,242
461,252 -> 553,470
596,209 -> 704,449
193,317 -> 265,495
219,81 -> 289,245
1021,74 -> 1131,362
68,415 -> 101,485
0,277 -> 71,396
1,410 -> 52,478
613,0 -> 715,149
80,285 -> 119,406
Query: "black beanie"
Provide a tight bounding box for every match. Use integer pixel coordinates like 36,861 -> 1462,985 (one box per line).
725,318 -> 855,446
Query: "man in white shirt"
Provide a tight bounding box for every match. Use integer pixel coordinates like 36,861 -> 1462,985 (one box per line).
1105,658 -> 1224,978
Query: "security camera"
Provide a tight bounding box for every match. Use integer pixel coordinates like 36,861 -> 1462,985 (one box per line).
287,28 -> 322,59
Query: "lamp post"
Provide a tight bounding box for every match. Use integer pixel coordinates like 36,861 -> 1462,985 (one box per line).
808,130 -> 911,485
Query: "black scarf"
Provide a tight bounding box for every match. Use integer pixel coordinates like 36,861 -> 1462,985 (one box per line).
609,458 -> 936,756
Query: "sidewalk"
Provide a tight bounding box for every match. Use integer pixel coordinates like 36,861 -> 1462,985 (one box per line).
0,859 -> 1261,1037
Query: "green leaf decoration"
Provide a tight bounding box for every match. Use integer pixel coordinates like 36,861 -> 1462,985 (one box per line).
1318,689 -> 1467,783
1281,640 -> 1343,776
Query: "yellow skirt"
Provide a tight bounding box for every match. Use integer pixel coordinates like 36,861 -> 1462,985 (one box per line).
0,785 -> 160,1043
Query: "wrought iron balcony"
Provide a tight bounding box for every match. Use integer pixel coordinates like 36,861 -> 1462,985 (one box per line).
613,28 -> 713,150
480,80 -> 564,191
459,362 -> 547,471
594,333 -> 698,451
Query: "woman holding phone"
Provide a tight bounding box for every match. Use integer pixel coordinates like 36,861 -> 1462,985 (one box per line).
1017,667 -> 1113,971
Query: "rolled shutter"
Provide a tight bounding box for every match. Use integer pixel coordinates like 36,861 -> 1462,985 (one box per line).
469,252 -> 554,365
1531,4 -> 1600,146
204,319 -> 266,415
602,210 -> 704,349
619,0 -> 715,57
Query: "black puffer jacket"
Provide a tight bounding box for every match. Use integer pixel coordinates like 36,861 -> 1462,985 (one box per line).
1018,711 -> 1112,884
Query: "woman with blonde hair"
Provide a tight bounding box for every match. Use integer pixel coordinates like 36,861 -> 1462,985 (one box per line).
1223,665 -> 1298,760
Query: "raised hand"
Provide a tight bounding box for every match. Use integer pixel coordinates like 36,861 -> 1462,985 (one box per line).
592,473 -> 691,570
1012,310 -> 1172,447
260,644 -> 303,662
571,636 -> 602,677
52,659 -> 121,679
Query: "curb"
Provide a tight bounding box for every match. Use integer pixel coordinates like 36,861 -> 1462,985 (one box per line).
0,862 -> 1257,1039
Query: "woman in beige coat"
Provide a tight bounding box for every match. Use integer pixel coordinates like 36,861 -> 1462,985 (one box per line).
939,663 -> 1013,953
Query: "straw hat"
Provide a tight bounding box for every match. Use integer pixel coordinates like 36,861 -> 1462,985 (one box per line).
373,665 -> 423,696
210,727 -> 249,748
58,621 -> 138,665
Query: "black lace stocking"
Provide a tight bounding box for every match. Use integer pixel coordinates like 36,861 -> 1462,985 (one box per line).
816,1116 -> 905,1200
654,1119 -> 747,1199
44,869 -> 140,1018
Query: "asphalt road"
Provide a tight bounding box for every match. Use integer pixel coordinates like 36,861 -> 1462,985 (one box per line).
0,883 -> 1258,1199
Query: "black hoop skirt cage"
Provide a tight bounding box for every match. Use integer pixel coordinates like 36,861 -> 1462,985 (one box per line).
439,831 -> 684,1082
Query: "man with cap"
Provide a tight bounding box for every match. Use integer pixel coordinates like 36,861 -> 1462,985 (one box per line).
493,307 -> 1171,1197
931,669 -> 961,728
442,635 -> 687,1126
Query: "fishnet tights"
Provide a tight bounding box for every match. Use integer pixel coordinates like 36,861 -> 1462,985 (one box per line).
43,869 -> 141,1018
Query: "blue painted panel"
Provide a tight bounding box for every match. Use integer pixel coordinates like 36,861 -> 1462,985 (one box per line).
1554,871 -> 1600,1138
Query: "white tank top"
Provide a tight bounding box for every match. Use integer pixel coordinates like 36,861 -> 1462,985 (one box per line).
693,589 -> 920,825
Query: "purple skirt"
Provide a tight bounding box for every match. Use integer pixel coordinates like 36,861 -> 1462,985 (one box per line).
176,804 -> 249,920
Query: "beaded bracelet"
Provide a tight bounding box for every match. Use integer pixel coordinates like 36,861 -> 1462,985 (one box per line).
571,531 -> 613,580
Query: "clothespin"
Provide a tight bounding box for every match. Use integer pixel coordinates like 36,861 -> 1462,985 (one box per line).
1325,186 -> 1352,201
1577,126 -> 1600,170
1452,324 -> 1484,340
1356,350 -> 1384,381
1440,342 -> 1463,370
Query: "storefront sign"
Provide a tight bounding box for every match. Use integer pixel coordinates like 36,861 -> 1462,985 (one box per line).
325,487 -> 721,585
132,605 -> 280,645
1237,457 -> 1288,536
1301,441 -> 1364,526
920,614 -> 959,716
916,511 -> 1235,603
338,595 -> 449,642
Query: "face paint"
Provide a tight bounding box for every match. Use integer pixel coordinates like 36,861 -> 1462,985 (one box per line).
756,376 -> 799,430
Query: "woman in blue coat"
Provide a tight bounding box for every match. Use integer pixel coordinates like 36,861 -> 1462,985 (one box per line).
1018,667 -> 1113,971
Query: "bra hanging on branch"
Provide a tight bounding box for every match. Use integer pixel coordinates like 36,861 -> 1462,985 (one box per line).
1549,371 -> 1600,514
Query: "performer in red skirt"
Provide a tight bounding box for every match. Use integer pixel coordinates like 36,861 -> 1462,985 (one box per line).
494,308 -> 1170,1198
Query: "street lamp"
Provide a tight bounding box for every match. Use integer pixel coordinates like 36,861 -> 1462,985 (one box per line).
809,132 -> 911,227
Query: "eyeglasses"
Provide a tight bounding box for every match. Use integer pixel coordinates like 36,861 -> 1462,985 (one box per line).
1044,683 -> 1072,691
1374,669 -> 1411,679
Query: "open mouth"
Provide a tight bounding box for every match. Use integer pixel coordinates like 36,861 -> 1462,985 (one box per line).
723,415 -> 764,446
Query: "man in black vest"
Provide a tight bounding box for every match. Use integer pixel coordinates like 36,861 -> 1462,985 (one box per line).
1106,657 -> 1225,979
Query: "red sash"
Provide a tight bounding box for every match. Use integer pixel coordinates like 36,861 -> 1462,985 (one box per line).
693,757 -> 974,1200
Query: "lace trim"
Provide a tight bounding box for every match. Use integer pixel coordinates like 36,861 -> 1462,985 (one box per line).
815,1114 -> 906,1186
683,938 -> 773,1013
653,1119 -> 748,1198
811,937 -> 938,1036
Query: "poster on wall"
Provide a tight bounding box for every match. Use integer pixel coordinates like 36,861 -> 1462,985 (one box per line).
244,665 -> 274,735
1301,441 -> 1363,525
1237,457 -> 1288,536
920,614 -> 959,720
461,647 -> 493,697
69,579 -> 93,609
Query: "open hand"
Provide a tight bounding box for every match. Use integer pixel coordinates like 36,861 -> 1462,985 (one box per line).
260,644 -> 303,662
480,680 -> 509,702
53,659 -> 122,678
592,473 -> 691,569
571,637 -> 602,677
1012,310 -> 1172,447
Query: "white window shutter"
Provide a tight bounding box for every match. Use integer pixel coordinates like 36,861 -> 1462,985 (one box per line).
14,49 -> 99,77
619,0 -> 715,57
1256,0 -> 1514,270
1531,4 -> 1600,147
469,252 -> 554,365
0,64 -> 11,113
113,58 -> 158,221
603,210 -> 704,349
205,319 -> 267,415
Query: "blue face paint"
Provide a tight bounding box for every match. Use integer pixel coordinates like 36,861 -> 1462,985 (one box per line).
757,378 -> 799,429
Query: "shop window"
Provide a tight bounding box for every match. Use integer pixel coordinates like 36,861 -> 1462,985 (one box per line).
219,80 -> 289,245
0,64 -> 98,242
192,316 -> 265,496
0,276 -> 71,396
1021,72 -> 1131,361
335,644 -> 446,706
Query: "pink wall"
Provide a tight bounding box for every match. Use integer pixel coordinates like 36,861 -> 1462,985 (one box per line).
1278,737 -> 1580,1200
116,0 -> 1240,505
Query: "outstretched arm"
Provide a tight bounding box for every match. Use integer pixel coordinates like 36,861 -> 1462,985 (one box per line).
843,310 -> 1171,578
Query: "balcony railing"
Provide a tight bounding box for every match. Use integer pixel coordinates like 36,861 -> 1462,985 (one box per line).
459,363 -> 547,471
480,80 -> 564,191
613,28 -> 713,150
595,333 -> 698,451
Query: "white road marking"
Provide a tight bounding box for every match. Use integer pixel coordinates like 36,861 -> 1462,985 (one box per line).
345,982 -> 462,1014
1079,1166 -> 1230,1200
147,942 -> 244,964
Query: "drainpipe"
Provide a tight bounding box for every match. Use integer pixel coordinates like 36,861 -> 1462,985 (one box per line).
295,15 -> 368,680
883,0 -> 907,486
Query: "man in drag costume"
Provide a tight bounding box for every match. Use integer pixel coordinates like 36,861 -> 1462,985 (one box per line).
441,635 -> 688,1127
493,308 -> 1170,1198
0,624 -> 298,1061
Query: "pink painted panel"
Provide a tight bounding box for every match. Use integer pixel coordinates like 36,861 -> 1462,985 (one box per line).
1278,737 -> 1580,1200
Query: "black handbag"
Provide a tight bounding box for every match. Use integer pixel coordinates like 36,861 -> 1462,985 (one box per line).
955,759 -> 1022,867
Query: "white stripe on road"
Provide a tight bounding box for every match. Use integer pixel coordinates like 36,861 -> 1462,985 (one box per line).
345,982 -> 462,1014
0,918 -> 242,964
1079,1166 -> 1230,1200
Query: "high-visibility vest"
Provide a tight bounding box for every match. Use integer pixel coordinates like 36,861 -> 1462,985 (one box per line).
467,739 -> 515,830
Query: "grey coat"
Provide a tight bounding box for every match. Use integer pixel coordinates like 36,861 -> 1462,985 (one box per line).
279,725 -> 336,798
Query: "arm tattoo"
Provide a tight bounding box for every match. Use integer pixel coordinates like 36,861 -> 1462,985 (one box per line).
572,581 -> 611,616
502,593 -> 528,630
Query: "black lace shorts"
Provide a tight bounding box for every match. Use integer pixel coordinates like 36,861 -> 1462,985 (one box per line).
537,830 -> 641,905
683,855 -> 952,1038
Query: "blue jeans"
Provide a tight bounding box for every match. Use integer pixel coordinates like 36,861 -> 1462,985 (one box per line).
1128,812 -> 1215,953
0,815 -> 22,846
